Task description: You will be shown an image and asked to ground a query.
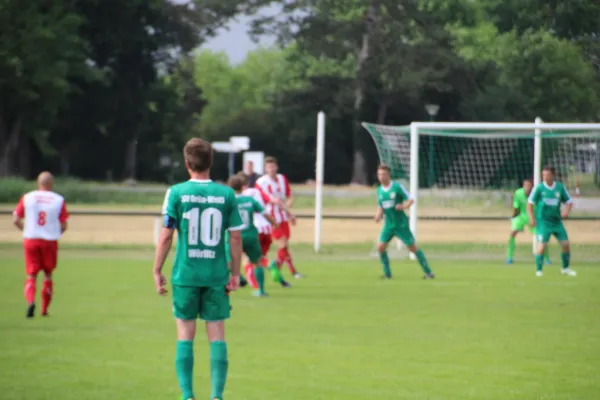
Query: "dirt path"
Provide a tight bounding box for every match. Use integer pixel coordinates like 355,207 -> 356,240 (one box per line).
1,215 -> 598,245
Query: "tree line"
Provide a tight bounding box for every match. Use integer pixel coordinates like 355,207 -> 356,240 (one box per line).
1,0 -> 599,185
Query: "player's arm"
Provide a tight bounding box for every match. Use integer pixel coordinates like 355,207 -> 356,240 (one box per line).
560,186 -> 574,219
283,175 -> 293,208
153,189 -> 176,295
12,196 -> 24,231
394,183 -> 414,210
227,196 -> 244,282
512,192 -> 520,217
59,200 -> 69,233
254,198 -> 278,227
374,206 -> 383,222
527,187 -> 538,226
255,181 -> 285,207
395,198 -> 414,211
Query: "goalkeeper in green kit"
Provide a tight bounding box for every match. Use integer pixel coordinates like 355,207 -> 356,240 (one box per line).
527,166 -> 576,277
374,164 -> 434,279
506,178 -> 551,264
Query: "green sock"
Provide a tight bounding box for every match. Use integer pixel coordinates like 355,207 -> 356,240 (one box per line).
536,254 -> 543,272
175,340 -> 194,400
544,246 -> 551,262
210,340 -> 228,399
415,249 -> 432,274
507,237 -> 516,259
561,252 -> 570,270
269,260 -> 282,283
379,251 -> 391,277
255,265 -> 265,293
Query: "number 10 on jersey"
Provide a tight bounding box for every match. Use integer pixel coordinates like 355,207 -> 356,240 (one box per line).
182,207 -> 223,246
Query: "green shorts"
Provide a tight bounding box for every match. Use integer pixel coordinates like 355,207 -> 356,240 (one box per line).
172,285 -> 231,321
242,235 -> 262,264
379,224 -> 415,247
225,234 -> 262,264
536,224 -> 569,244
511,215 -> 535,233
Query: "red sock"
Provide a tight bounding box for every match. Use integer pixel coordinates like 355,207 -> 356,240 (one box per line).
24,278 -> 36,305
276,248 -> 286,269
284,249 -> 297,275
41,280 -> 53,315
244,263 -> 258,289
260,256 -> 269,267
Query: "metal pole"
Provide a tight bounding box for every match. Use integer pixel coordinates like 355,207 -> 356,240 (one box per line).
428,114 -> 434,187
228,152 -> 234,177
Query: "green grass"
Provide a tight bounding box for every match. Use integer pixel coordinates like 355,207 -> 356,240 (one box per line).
1,247 -> 599,400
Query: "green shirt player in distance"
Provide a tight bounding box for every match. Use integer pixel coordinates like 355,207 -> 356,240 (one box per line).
527,166 -> 576,277
227,173 -> 277,297
374,164 -> 434,280
152,138 -> 244,400
505,178 -> 551,265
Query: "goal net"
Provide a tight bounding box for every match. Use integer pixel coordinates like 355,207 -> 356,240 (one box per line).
362,120 -> 600,262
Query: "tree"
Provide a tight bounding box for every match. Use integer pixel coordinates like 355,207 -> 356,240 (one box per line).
0,0 -> 86,176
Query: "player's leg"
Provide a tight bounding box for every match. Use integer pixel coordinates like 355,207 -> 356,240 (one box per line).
23,239 -> 41,318
377,228 -> 394,278
506,217 -> 524,263
40,240 -> 58,316
270,227 -> 292,287
395,226 -> 433,278
201,287 -> 232,400
555,226 -> 575,276
226,237 -> 248,288
534,229 -> 551,276
275,222 -> 303,278
259,232 -> 282,284
530,225 -> 551,264
403,229 -> 434,279
172,285 -> 200,400
245,237 -> 267,296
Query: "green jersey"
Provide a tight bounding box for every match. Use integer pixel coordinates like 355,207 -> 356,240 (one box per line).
377,181 -> 412,228
162,179 -> 244,287
513,188 -> 529,218
528,181 -> 572,227
234,194 -> 265,238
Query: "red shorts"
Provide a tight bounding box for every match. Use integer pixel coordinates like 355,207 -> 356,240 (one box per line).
24,239 -> 58,276
259,233 -> 272,256
272,221 -> 291,240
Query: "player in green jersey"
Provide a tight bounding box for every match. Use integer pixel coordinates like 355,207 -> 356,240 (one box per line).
527,166 -> 576,277
506,178 -> 551,264
153,138 -> 244,400
227,174 -> 278,297
374,164 -> 434,279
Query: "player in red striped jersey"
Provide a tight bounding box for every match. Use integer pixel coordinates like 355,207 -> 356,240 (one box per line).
238,172 -> 290,288
13,172 -> 69,318
255,156 -> 304,280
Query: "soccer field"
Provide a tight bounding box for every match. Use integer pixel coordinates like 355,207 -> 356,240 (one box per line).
1,246 -> 599,400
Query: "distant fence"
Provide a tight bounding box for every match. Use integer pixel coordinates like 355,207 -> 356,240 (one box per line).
1,209 -> 599,221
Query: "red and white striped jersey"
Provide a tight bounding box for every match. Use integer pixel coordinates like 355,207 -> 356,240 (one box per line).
242,187 -> 272,234
14,190 -> 69,241
255,173 -> 291,224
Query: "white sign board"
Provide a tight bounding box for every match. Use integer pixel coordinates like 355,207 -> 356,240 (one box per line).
243,151 -> 265,174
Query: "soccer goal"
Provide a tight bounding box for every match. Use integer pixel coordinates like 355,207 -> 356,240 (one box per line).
362,118 -> 600,261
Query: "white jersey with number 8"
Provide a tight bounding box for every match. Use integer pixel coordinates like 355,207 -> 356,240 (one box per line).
14,190 -> 69,241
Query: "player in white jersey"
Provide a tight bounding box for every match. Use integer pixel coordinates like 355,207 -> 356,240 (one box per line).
255,156 -> 304,280
13,172 -> 69,318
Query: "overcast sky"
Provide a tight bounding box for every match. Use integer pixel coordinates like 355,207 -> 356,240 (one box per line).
202,13 -> 276,64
